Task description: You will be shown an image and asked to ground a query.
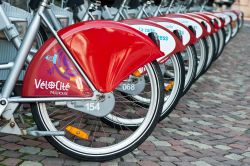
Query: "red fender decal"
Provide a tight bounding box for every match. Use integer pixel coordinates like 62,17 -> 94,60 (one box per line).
22,20 -> 164,96
121,19 -> 186,57
213,12 -> 231,26
223,11 -> 238,21
198,12 -> 224,29
186,13 -> 216,34
146,17 -> 198,46
162,14 -> 208,38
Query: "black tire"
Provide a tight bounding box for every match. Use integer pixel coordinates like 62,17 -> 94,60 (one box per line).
224,23 -> 233,44
213,32 -> 219,57
202,35 -> 216,73
194,38 -> 208,80
213,28 -> 226,60
182,45 -> 197,94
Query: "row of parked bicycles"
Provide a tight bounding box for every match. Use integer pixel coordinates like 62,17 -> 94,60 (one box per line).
0,0 -> 243,161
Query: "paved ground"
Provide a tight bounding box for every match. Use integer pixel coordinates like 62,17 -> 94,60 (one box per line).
0,24 -> 249,166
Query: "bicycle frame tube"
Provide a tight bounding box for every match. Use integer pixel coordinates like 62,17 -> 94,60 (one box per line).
166,0 -> 175,14
113,0 -> 127,21
200,0 -> 208,12
1,1 -> 47,99
0,4 -> 25,58
81,3 -> 92,21
153,2 -> 162,17
46,7 -> 63,30
137,3 -> 147,19
102,5 -> 114,20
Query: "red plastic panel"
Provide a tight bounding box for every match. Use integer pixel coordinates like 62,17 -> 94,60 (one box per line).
22,38 -> 93,97
23,20 -> 164,96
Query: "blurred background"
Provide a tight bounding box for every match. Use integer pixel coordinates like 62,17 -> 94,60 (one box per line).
204,0 -> 249,19
6,0 -> 250,18
231,0 -> 250,18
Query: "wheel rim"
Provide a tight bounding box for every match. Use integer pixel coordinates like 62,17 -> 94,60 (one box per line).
181,46 -> 195,92
231,20 -> 239,37
195,39 -> 206,78
206,36 -> 215,69
35,63 -> 161,156
225,24 -> 232,44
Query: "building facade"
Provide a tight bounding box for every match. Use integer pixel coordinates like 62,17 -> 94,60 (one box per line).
232,0 -> 249,17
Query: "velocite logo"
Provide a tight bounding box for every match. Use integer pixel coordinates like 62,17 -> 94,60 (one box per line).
35,79 -> 70,95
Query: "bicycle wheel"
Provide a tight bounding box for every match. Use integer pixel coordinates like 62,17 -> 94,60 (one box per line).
214,28 -> 226,60
238,14 -> 244,29
194,38 -> 208,79
213,32 -> 219,57
31,61 -> 164,161
224,23 -> 232,44
231,19 -> 239,38
203,35 -> 216,73
181,45 -> 197,94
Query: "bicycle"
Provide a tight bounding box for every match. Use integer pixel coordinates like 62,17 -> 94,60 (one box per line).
0,0 -> 166,161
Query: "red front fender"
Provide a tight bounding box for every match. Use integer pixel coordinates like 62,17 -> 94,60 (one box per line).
22,20 -> 164,97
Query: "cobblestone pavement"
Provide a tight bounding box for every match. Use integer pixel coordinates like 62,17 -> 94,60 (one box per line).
0,25 -> 249,166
